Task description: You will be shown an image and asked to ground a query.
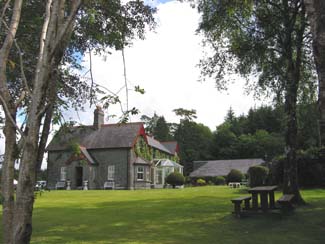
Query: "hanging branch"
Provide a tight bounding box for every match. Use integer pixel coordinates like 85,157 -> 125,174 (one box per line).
121,47 -> 129,113
89,47 -> 94,107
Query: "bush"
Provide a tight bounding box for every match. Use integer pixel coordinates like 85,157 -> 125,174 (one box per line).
165,172 -> 185,188
196,178 -> 206,186
226,169 -> 243,183
248,165 -> 269,187
270,148 -> 325,187
215,176 -> 226,185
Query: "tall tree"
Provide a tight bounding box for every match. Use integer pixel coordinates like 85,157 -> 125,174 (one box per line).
0,1 -> 155,243
153,116 -> 172,141
173,109 -> 213,175
304,0 -> 325,145
198,0 -> 315,203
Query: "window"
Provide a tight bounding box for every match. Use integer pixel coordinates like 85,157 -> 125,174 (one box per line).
137,166 -> 144,180
107,165 -> 115,181
60,167 -> 67,181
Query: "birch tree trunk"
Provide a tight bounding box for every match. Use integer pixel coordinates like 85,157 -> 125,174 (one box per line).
304,0 -> 325,145
282,0 -> 305,204
12,1 -> 81,242
1,0 -> 81,243
0,1 -> 23,243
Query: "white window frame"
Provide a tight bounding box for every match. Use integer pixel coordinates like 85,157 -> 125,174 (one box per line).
60,166 -> 67,181
137,166 -> 144,181
107,165 -> 115,181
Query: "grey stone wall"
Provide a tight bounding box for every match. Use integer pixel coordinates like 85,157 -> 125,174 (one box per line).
47,151 -> 70,189
88,148 -> 129,189
47,148 -> 130,190
47,148 -> 155,190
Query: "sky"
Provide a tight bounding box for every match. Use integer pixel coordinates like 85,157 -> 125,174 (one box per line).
65,0 -> 269,131
0,0 -> 270,157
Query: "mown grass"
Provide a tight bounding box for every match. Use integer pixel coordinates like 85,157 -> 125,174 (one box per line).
1,186 -> 325,243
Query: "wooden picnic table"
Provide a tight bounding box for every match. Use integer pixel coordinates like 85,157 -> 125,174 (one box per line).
248,185 -> 278,212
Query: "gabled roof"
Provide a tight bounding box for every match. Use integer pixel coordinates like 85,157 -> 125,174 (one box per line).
190,158 -> 264,177
161,141 -> 179,154
147,136 -> 172,154
134,156 -> 151,165
154,159 -> 183,168
65,146 -> 97,165
47,122 -> 146,151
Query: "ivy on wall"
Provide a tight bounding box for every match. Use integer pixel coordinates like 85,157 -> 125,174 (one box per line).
68,141 -> 87,166
134,136 -> 152,161
133,137 -> 180,163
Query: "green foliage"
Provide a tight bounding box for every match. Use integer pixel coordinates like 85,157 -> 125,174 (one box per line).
165,172 -> 185,188
214,176 -> 226,185
69,142 -> 81,156
173,108 -> 197,121
270,148 -> 325,187
248,165 -> 269,187
141,113 -> 159,135
174,120 -> 213,175
196,178 -> 206,186
211,106 -> 288,160
226,169 -> 243,183
153,116 -> 172,141
134,136 -> 152,161
0,0 -> 156,125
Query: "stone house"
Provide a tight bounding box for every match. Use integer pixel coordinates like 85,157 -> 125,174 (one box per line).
46,107 -> 181,190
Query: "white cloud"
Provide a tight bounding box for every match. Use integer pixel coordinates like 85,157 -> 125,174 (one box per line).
0,0 -> 269,161
0,0 -> 268,168
79,1 -> 267,130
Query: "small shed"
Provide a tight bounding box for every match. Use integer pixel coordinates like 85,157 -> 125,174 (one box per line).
190,158 -> 264,178
153,159 -> 183,188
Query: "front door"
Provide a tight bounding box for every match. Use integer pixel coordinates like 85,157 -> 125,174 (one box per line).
76,166 -> 83,187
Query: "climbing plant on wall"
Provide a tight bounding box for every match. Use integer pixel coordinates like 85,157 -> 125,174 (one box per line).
134,136 -> 152,161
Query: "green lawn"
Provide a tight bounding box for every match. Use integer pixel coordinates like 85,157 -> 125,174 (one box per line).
1,186 -> 325,243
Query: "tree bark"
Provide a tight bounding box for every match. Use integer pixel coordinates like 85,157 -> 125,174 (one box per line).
282,0 -> 305,204
304,0 -> 325,146
1,111 -> 17,244
11,1 -> 82,242
0,1 -> 23,243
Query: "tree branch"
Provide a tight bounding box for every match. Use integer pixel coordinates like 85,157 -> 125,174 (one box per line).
0,0 -> 11,31
0,94 -> 25,138
49,0 -> 82,60
1,18 -> 32,96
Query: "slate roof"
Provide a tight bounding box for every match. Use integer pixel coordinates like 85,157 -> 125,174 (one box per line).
147,136 -> 171,154
161,141 -> 179,155
189,158 -> 264,177
46,122 -> 145,151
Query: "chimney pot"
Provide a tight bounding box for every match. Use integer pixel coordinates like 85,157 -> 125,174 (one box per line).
94,106 -> 104,129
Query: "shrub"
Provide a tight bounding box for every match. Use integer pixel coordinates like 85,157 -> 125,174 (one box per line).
165,172 -> 185,188
270,148 -> 325,187
196,178 -> 206,186
214,176 -> 226,185
248,165 -> 269,187
226,169 -> 243,183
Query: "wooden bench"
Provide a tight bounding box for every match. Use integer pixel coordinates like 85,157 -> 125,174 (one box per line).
55,181 -> 66,190
229,182 -> 241,188
104,181 -> 115,190
277,194 -> 295,212
231,196 -> 251,218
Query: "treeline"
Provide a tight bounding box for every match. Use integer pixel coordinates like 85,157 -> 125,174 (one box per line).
142,104 -> 319,176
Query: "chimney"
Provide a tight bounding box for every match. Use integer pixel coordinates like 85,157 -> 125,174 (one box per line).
94,105 -> 104,129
